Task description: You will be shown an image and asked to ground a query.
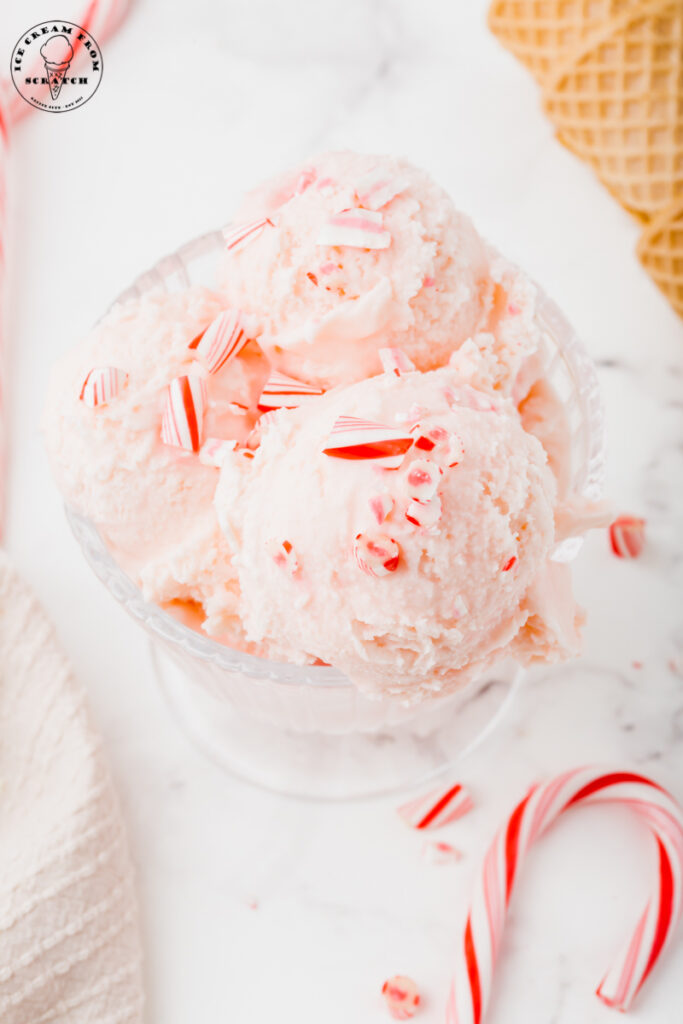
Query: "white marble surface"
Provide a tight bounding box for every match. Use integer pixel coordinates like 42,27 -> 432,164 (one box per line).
3,1 -> 683,1021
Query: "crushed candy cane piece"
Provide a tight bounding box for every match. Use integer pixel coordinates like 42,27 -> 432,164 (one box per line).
323,416 -> 413,469
198,437 -> 237,468
226,401 -> 249,415
295,168 -> 316,193
369,493 -> 394,525
161,375 -> 206,453
379,348 -> 416,376
609,515 -> 646,559
80,367 -> 128,407
403,459 -> 442,502
423,276 -> 435,288
192,309 -> 248,374
421,840 -> 462,865
444,384 -> 498,413
406,495 -> 442,529
507,302 -> 521,315
318,208 -> 391,249
502,555 -> 517,572
412,425 -> 448,451
257,371 -> 324,411
382,976 -> 420,1020
319,261 -> 337,275
266,538 -> 299,575
398,782 -> 472,830
445,433 -> 465,467
357,173 -> 407,211
354,533 -> 400,577
307,272 -> 318,286
223,218 -> 273,253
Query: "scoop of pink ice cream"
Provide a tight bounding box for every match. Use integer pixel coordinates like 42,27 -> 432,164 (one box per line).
218,152 -> 494,387
215,364 -> 582,701
43,287 -> 269,641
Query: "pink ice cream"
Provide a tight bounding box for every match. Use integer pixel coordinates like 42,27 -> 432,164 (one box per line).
215,366 -> 581,701
219,152 -> 500,387
45,150 -> 603,703
43,287 -> 268,641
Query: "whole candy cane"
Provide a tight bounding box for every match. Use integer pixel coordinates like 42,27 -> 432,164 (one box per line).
447,767 -> 683,1023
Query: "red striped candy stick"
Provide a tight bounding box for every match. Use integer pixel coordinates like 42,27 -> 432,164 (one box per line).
80,366 -> 128,406
222,218 -> 273,253
161,375 -> 206,452
398,783 -> 473,830
323,415 -> 413,470
447,767 -> 683,1023
0,0 -> 133,534
191,309 -> 248,374
257,371 -> 324,411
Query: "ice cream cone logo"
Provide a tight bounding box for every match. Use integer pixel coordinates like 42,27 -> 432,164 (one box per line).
10,21 -> 103,113
41,36 -> 74,101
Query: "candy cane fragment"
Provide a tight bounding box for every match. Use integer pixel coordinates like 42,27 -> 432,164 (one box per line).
257,372 -> 324,411
190,309 -> 248,374
161,375 -> 206,452
266,538 -> 299,576
398,783 -> 473,831
403,459 -> 443,502
354,533 -> 400,577
323,416 -> 413,470
318,208 -> 391,249
357,172 -> 407,211
380,348 -> 416,376
80,367 -> 128,407
222,217 -> 274,253
447,767 -> 683,1024
382,976 -> 420,1020
422,840 -> 462,866
369,492 -> 394,525
609,516 -> 646,559
406,495 -> 442,529
198,437 -> 237,468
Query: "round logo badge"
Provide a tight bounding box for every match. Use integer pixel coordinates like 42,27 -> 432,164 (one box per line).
10,21 -> 103,113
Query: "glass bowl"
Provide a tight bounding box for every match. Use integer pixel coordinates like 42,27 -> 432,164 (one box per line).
66,229 -> 605,800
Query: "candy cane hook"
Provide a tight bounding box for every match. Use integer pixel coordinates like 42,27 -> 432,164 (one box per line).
447,767 -> 683,1023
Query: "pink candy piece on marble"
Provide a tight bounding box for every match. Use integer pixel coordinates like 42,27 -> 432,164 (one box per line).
382,976 -> 420,1020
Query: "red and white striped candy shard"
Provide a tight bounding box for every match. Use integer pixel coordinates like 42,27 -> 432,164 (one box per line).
403,459 -> 443,502
257,371 -> 324,411
422,840 -> 462,866
446,767 -> 683,1024
161,375 -> 206,453
406,494 -> 442,529
191,309 -> 248,374
222,217 -> 273,253
356,172 -> 407,211
369,492 -> 394,525
379,348 -> 416,376
398,782 -> 473,830
266,538 -> 299,576
382,976 -> 420,1020
354,533 -> 400,577
295,168 -> 316,193
444,385 -> 498,413
609,515 -> 646,559
501,555 -> 517,573
80,367 -> 128,407
323,416 -> 413,470
317,208 -> 391,249
198,437 -> 237,468
412,424 -> 449,452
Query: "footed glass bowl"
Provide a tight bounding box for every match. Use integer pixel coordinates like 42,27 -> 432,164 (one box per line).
67,230 -> 605,799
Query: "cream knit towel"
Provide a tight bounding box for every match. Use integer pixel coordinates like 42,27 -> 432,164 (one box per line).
0,553 -> 144,1023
